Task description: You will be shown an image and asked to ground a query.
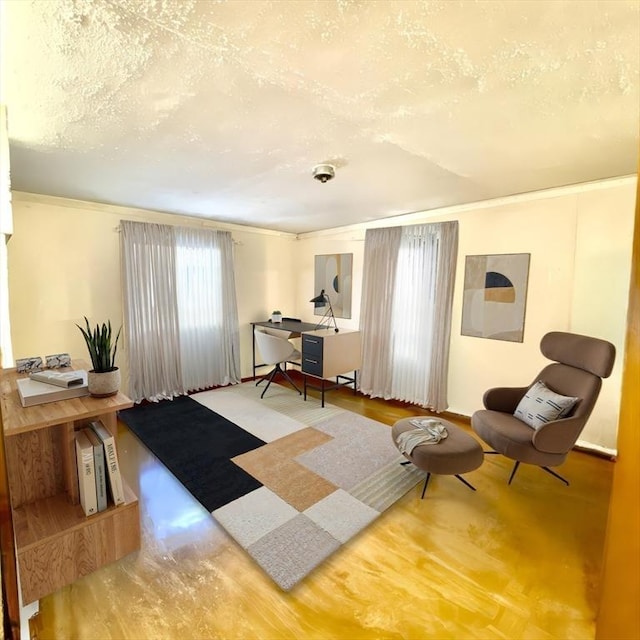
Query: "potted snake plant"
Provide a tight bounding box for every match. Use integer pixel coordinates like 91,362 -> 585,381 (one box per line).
76,317 -> 122,397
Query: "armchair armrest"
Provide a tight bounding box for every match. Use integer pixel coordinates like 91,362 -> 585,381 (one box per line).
532,416 -> 584,454
483,386 -> 528,413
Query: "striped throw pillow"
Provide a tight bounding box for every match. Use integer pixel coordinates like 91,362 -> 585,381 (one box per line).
514,380 -> 579,430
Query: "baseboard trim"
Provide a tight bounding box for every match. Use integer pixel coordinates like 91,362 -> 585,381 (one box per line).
241,375 -> 615,459
574,441 -> 617,460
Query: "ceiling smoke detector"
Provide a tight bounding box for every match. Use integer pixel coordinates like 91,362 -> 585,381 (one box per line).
312,164 -> 335,183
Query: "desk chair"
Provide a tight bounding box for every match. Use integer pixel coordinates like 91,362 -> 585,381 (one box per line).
260,326 -> 302,367
254,330 -> 302,398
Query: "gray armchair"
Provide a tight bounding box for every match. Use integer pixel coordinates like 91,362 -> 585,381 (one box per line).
471,331 -> 616,485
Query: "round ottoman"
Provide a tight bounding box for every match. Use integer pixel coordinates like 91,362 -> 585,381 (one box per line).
392,417 -> 484,498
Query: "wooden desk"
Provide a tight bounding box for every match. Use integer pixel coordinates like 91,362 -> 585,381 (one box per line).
301,329 -> 362,407
251,320 -> 318,378
1,360 -> 140,603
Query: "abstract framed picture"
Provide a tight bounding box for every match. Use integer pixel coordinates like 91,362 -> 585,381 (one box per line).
461,253 -> 531,342
314,253 -> 353,319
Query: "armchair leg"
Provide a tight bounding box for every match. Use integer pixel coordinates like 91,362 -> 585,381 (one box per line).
541,466 -> 570,486
508,461 -> 520,485
504,462 -> 570,486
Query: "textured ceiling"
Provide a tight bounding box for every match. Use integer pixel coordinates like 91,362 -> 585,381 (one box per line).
1,0 -> 639,234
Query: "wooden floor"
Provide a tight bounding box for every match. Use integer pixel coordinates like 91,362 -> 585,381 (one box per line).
31,380 -> 614,640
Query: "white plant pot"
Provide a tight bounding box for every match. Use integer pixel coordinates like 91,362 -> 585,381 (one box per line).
88,368 -> 120,398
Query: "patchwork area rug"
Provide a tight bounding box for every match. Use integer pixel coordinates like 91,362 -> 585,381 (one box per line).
119,382 -> 423,590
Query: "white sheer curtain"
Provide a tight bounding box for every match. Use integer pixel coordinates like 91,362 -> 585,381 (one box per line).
120,220 -> 240,402
359,226 -> 402,399
359,221 -> 458,412
175,226 -> 240,391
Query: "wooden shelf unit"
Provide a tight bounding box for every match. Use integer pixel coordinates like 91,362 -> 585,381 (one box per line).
1,360 -> 140,604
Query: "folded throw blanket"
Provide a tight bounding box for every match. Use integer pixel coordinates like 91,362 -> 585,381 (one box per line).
396,423 -> 448,455
410,418 -> 445,430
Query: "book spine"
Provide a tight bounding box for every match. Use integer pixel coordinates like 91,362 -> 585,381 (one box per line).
104,439 -> 125,505
16,377 -> 90,407
92,436 -> 108,512
90,421 -> 125,506
75,433 -> 97,516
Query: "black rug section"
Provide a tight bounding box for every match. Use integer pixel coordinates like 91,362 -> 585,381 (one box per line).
119,395 -> 265,512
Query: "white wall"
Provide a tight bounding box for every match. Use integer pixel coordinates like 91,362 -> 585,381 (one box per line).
293,177 -> 636,452
7,193 -> 297,393
1,105 -> 14,366
570,188 -> 636,449
7,177 -> 636,451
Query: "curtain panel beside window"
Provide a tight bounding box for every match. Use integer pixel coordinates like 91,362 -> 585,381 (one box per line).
359,221 -> 458,412
120,220 -> 241,402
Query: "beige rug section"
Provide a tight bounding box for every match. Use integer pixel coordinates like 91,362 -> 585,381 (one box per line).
232,428 -> 338,511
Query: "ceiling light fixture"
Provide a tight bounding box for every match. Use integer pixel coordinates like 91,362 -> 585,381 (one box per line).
312,164 -> 335,183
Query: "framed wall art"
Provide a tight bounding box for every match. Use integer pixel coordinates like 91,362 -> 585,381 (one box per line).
461,253 -> 531,342
314,253 -> 353,319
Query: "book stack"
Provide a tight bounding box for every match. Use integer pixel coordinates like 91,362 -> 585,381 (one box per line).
17,369 -> 90,407
30,369 -> 85,387
74,420 -> 125,516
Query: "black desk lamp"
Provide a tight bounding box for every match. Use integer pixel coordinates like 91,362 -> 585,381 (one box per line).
310,289 -> 339,332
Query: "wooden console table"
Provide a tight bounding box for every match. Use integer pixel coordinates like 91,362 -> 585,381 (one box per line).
0,360 -> 140,604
